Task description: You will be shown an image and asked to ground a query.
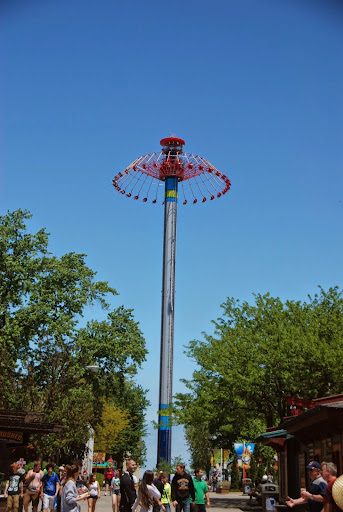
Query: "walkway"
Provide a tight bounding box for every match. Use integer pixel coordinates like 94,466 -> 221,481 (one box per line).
80,490 -> 252,512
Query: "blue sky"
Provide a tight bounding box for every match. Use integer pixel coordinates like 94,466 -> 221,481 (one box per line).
2,0 -> 343,471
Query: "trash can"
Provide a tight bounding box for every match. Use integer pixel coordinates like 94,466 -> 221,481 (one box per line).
242,478 -> 252,495
261,484 -> 279,512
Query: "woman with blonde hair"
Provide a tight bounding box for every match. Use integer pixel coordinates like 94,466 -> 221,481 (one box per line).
132,471 -> 165,512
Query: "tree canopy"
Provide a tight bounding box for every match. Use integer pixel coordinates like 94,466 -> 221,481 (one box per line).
175,287 -> 343,466
0,209 -> 149,463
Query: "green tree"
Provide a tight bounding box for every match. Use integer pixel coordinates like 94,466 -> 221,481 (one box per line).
0,209 -> 148,463
94,402 -> 130,453
249,455 -> 257,484
154,456 -> 189,474
230,452 -> 240,491
175,288 -> 343,454
184,423 -> 212,475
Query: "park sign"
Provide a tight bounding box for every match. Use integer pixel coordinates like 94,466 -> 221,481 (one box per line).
211,449 -> 230,466
92,453 -> 117,469
234,442 -> 255,469
0,431 -> 23,443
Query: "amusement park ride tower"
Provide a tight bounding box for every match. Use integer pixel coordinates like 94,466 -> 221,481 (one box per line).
112,136 -> 231,464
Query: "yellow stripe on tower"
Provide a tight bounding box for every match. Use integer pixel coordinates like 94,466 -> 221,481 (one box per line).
165,190 -> 177,198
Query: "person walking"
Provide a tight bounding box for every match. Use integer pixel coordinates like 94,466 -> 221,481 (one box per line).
41,464 -> 59,512
24,462 -> 44,512
104,468 -> 115,497
61,465 -> 89,512
191,469 -> 210,512
171,464 -> 195,512
87,474 -> 100,512
132,471 -> 165,512
286,461 -> 326,512
160,473 -> 171,512
56,467 -> 65,512
119,458 -> 137,512
111,470 -> 121,512
153,473 -> 164,512
4,462 -> 24,512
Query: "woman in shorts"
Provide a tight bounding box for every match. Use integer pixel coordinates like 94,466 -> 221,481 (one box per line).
87,474 -> 100,512
111,470 -> 121,512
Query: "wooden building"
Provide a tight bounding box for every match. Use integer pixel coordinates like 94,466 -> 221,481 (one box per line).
0,410 -> 64,473
257,394 -> 343,503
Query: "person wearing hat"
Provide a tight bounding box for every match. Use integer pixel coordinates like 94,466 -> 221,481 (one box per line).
286,461 -> 327,512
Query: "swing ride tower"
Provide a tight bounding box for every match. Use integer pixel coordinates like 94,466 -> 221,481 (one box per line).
112,136 -> 231,464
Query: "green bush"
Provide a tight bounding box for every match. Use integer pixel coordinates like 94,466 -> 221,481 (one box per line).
95,473 -> 104,487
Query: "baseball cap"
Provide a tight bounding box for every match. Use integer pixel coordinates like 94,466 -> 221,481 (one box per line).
306,461 -> 321,470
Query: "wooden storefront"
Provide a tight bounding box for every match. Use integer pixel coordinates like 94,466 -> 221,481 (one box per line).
0,410 -> 64,473
257,394 -> 343,504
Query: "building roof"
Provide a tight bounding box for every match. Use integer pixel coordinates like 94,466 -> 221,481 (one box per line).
257,398 -> 343,447
0,410 -> 65,434
256,429 -> 294,449
278,401 -> 343,441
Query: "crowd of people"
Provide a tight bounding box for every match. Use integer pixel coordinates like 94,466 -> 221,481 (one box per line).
3,458 -> 210,512
4,461 -> 101,512
120,459 -> 209,512
6,457 -> 340,512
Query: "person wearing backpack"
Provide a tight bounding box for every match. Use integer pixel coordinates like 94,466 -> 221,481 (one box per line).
42,464 -> 60,512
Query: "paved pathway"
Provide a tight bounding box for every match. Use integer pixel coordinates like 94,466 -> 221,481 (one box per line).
80,491 -> 252,512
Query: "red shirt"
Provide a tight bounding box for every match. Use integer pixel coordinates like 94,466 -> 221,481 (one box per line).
104,469 -> 115,480
324,478 -> 342,512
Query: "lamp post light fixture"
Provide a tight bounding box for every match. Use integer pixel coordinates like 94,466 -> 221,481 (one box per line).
86,365 -> 100,372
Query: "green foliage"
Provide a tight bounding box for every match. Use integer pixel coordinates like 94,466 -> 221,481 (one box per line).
154,459 -> 173,475
0,209 -> 149,463
184,423 -> 212,475
154,456 -> 187,474
95,402 -> 130,454
95,473 -> 104,487
175,288 -> 343,452
230,453 -> 240,491
217,480 -> 230,489
249,455 -> 258,484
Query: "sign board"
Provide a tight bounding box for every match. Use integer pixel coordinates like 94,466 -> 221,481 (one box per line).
234,442 -> 255,469
0,431 -> 23,443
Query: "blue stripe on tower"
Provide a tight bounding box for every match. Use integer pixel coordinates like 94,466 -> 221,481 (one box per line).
158,403 -> 170,461
158,430 -> 170,462
165,177 -> 178,203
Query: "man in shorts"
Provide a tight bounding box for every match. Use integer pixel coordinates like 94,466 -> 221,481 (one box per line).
24,462 -> 44,512
104,467 -> 115,496
4,462 -> 24,512
41,464 -> 59,512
